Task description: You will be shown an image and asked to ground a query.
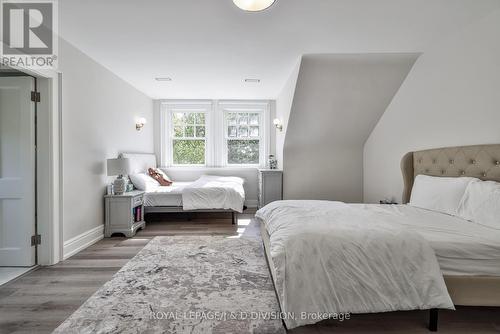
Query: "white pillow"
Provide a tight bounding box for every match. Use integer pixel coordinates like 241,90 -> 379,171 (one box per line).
409,175 -> 476,216
129,173 -> 159,191
458,180 -> 500,229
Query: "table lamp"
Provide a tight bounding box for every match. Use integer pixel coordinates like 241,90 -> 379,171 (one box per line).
107,158 -> 132,195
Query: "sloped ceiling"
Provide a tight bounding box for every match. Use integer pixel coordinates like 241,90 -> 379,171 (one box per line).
283,54 -> 418,202
58,0 -> 500,99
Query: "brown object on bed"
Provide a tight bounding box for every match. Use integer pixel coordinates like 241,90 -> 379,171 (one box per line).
148,168 -> 172,186
400,143 -> 500,307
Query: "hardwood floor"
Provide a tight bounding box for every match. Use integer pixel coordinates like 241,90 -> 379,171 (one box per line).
0,211 -> 499,334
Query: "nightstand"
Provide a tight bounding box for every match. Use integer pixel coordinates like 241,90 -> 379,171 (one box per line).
104,190 -> 146,237
258,169 -> 283,208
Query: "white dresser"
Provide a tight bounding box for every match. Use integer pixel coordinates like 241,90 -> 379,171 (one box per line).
258,169 -> 283,208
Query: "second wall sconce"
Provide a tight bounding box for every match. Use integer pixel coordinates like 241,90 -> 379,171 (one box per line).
136,117 -> 147,131
273,118 -> 283,132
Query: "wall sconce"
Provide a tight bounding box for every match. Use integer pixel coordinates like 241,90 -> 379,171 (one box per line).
273,118 -> 283,132
136,117 -> 147,131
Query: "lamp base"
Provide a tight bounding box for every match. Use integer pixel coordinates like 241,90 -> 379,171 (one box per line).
113,177 -> 127,195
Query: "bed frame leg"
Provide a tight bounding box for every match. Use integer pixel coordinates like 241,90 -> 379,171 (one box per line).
429,309 -> 438,332
232,212 -> 236,225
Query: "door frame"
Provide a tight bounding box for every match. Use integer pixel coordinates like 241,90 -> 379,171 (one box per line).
5,67 -> 62,265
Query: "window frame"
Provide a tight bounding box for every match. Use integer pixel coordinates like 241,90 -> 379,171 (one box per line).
163,101 -> 213,167
221,105 -> 267,167
160,100 -> 270,168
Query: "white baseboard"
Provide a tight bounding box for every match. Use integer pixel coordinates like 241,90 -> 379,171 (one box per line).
245,200 -> 258,208
63,225 -> 104,260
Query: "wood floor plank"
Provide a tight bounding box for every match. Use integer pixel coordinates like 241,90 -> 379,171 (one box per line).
49,259 -> 131,268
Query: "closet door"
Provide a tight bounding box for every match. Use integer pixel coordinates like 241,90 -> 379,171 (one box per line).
0,77 -> 36,266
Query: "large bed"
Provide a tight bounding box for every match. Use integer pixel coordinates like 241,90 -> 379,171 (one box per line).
257,144 -> 500,331
121,153 -> 245,224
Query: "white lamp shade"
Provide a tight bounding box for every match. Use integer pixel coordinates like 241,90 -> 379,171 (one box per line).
233,0 -> 275,11
107,158 -> 132,176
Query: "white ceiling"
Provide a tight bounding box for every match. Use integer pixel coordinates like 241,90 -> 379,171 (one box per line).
59,0 -> 500,100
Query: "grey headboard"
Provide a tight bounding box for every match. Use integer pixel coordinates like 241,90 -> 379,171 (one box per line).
401,144 -> 500,204
119,153 -> 157,174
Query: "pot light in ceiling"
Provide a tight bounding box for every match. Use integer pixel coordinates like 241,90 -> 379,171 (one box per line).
155,77 -> 172,82
233,0 -> 276,12
244,78 -> 261,83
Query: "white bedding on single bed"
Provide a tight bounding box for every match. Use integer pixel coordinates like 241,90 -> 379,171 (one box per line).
143,182 -> 192,207
349,204 -> 500,276
143,176 -> 245,212
182,175 -> 245,213
256,200 -> 454,329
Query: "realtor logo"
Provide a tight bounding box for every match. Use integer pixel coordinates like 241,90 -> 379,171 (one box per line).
1,0 -> 58,68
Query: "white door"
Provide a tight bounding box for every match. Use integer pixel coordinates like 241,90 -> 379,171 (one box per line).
0,77 -> 36,266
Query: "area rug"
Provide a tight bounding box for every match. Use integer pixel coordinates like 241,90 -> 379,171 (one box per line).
53,236 -> 285,334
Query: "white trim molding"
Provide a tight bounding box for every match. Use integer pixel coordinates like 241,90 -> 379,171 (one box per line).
63,225 -> 104,260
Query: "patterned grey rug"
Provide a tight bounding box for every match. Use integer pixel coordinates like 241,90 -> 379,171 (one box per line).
53,236 -> 285,334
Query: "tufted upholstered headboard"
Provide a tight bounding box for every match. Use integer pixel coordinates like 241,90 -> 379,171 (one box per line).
401,144 -> 500,204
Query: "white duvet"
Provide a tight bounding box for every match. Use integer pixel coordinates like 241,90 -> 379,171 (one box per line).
182,175 -> 245,213
256,200 -> 454,329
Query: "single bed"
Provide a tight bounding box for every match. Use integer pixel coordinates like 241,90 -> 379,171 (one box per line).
142,182 -> 190,207
258,144 -> 500,331
121,153 -> 245,224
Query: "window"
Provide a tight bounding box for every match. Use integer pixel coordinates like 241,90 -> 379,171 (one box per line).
225,111 -> 262,165
171,111 -> 206,165
161,101 -> 269,167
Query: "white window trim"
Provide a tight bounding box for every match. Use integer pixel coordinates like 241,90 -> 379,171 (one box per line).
162,100 -> 213,167
218,101 -> 269,168
159,100 -> 270,168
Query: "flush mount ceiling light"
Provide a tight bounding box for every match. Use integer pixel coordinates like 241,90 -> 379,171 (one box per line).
155,77 -> 172,82
233,0 -> 276,12
244,78 -> 261,83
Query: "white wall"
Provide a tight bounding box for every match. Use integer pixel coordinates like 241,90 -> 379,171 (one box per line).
363,10 -> 500,203
283,54 -> 417,202
275,60 -> 301,169
59,39 -> 154,247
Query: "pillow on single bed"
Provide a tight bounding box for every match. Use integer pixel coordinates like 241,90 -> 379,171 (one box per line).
458,180 -> 500,229
129,173 -> 160,191
409,175 -> 476,216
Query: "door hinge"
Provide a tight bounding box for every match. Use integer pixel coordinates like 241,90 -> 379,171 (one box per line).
31,91 -> 40,102
31,234 -> 41,246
